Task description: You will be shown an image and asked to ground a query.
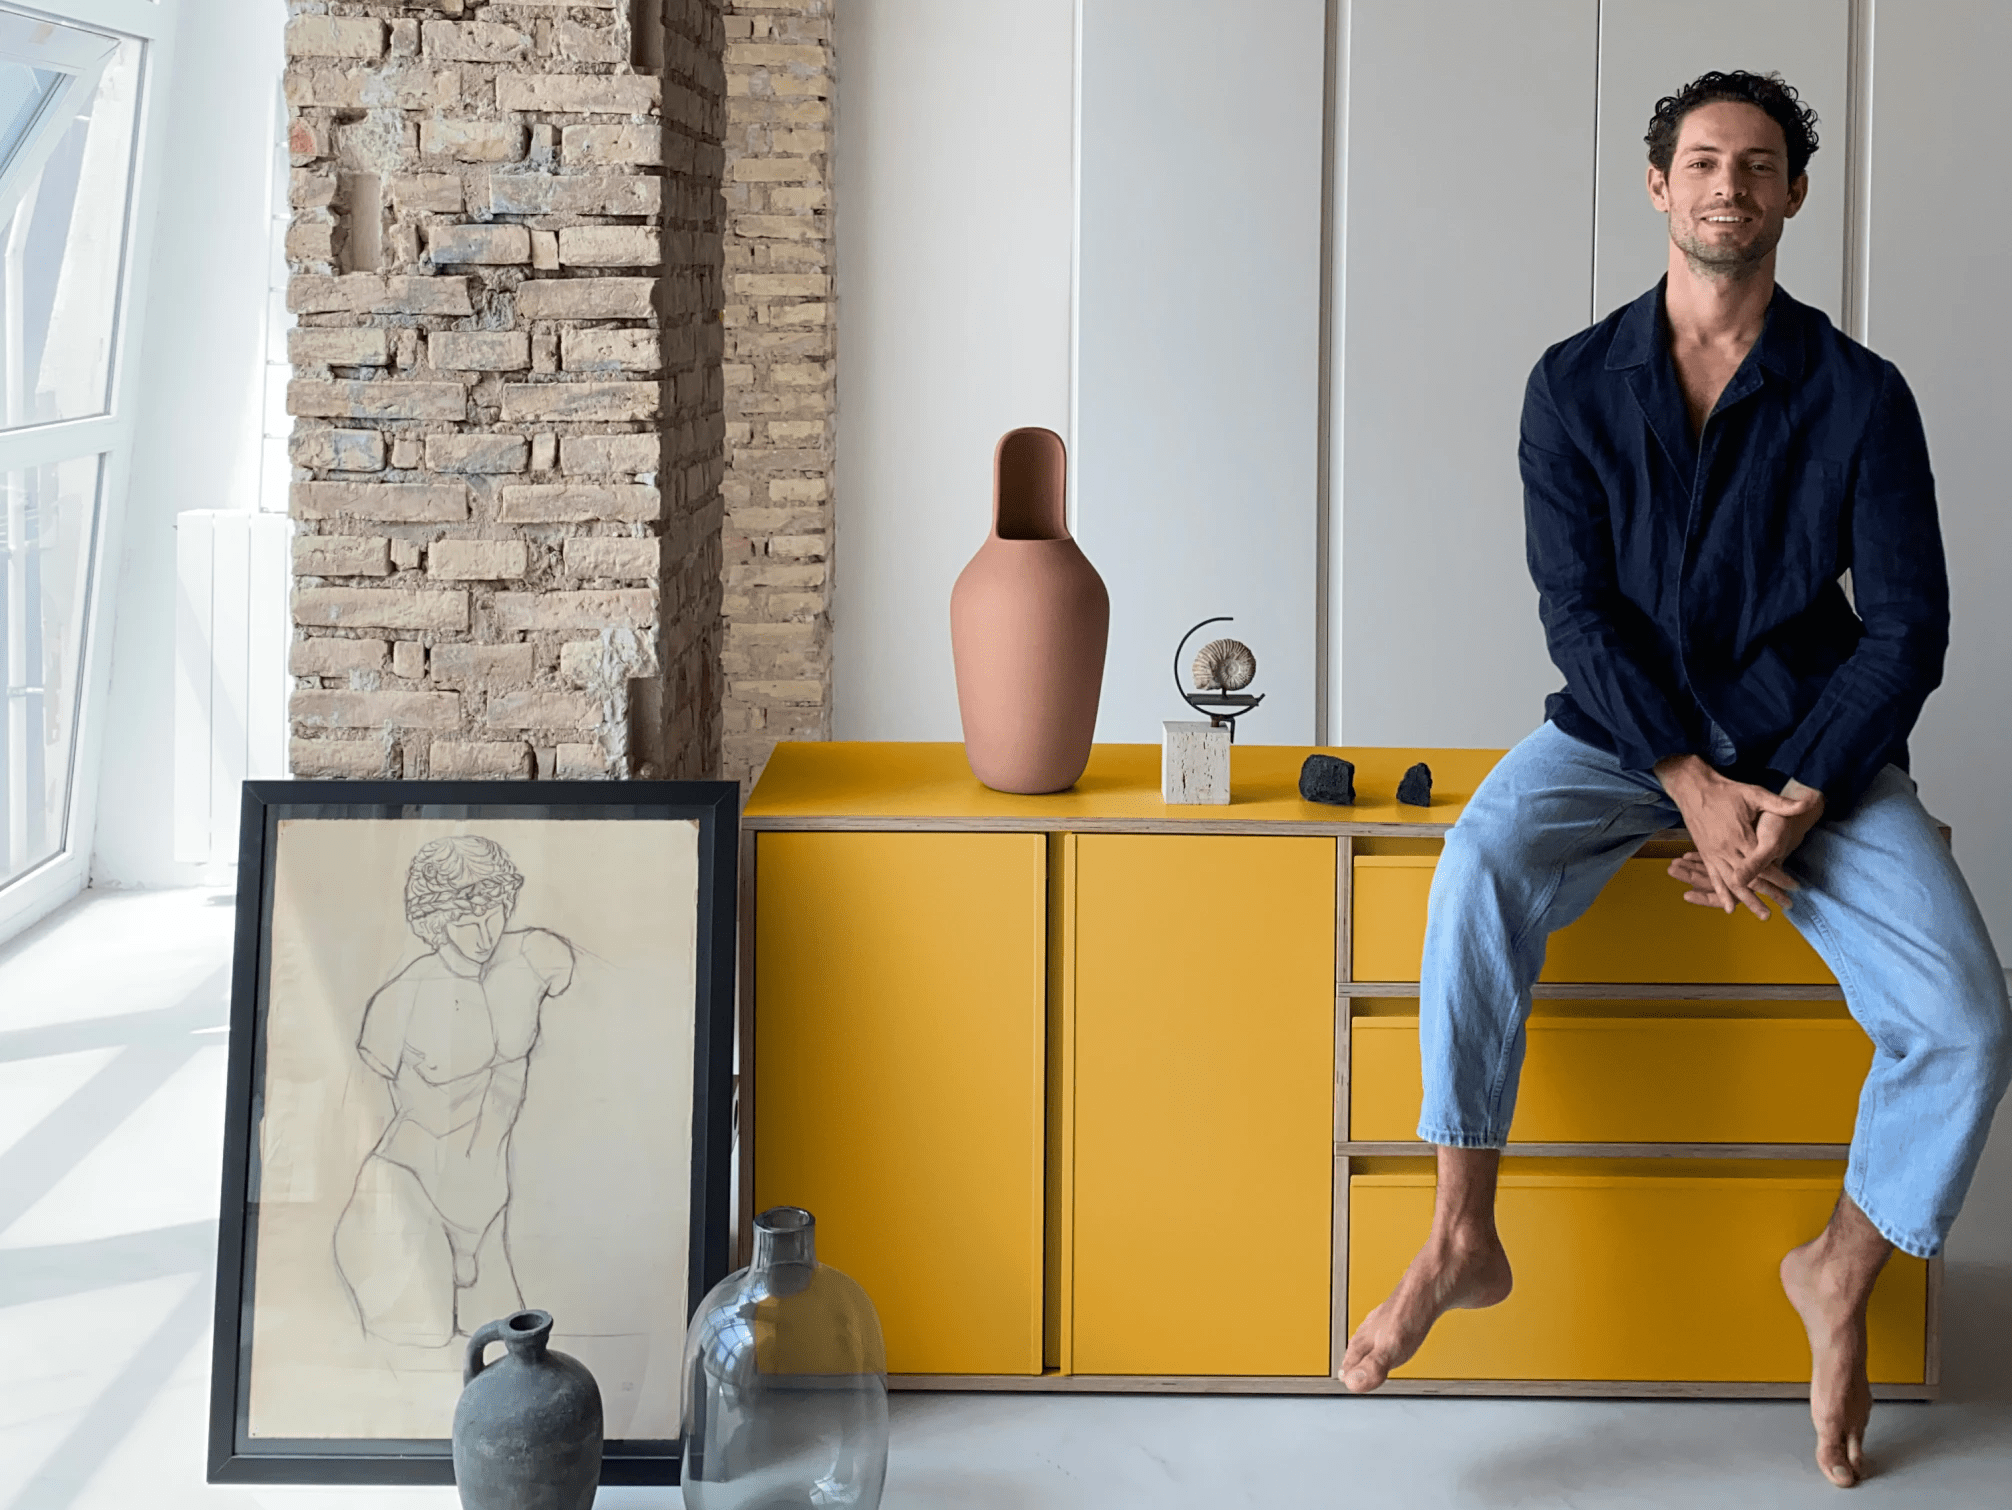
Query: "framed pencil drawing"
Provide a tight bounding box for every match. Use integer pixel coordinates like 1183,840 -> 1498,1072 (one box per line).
207,781 -> 738,1485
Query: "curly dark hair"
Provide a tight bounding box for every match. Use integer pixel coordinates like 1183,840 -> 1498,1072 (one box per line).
1645,70 -> 1820,182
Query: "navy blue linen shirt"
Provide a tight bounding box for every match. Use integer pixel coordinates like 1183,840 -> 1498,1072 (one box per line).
1521,279 -> 1948,811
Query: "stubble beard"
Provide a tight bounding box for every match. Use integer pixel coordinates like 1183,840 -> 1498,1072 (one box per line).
1671,211 -> 1781,283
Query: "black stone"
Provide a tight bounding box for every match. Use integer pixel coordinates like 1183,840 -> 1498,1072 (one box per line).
1398,761 -> 1433,806
1299,754 -> 1356,806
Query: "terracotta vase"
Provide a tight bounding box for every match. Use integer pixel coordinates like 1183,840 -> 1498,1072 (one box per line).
950,427 -> 1109,794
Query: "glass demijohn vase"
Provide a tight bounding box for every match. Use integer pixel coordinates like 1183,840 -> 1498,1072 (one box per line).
679,1207 -> 889,1509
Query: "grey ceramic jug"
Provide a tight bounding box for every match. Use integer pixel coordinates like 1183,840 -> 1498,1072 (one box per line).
452,1309 -> 603,1510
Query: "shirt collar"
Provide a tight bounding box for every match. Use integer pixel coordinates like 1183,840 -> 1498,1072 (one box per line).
1607,275 -> 1809,382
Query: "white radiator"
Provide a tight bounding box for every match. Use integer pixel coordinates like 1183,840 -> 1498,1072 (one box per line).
174,511 -> 292,864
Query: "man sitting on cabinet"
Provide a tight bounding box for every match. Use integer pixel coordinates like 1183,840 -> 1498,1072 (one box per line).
1338,69 -> 2011,1490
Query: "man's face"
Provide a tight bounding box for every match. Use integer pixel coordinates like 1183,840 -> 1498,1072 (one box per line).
444,900 -> 511,965
1647,100 -> 1807,277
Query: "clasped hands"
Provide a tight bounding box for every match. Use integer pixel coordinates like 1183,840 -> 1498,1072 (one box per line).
1653,754 -> 1825,921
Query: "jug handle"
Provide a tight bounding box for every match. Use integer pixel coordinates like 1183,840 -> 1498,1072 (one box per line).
464,1317 -> 512,1385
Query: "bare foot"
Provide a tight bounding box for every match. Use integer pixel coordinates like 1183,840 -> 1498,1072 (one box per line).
1781,1238 -> 1875,1488
1340,1234 -> 1512,1393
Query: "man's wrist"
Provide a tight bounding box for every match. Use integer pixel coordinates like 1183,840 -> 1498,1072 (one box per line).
1654,752 -> 1711,796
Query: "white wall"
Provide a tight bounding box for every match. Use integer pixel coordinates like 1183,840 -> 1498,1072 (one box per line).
829,0 -> 1075,741
90,0 -> 284,887
1865,0 -> 2012,949
1077,0 -> 1326,744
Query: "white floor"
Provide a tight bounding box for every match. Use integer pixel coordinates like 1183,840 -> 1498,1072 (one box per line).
2,888 -> 2009,1509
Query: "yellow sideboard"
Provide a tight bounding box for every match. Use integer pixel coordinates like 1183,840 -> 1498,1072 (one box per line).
740,742 -> 1935,1399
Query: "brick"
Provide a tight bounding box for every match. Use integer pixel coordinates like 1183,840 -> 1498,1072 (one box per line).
514,278 -> 656,319
295,689 -> 461,730
294,535 -> 392,577
285,219 -> 335,262
430,331 -> 531,371
732,158 -> 818,182
728,42 -> 828,69
485,174 -> 661,216
730,272 -> 828,297
557,226 -> 660,267
286,65 -> 458,111
531,229 -> 559,270
562,124 -> 662,166
419,118 -> 526,163
498,382 -> 658,422
293,588 -> 470,632
564,537 -> 660,577
289,738 -> 386,778
288,328 -> 389,367
768,477 -> 829,502
288,380 -> 468,423
292,481 -> 469,522
390,538 -> 422,571
485,691 -> 601,729
428,539 -> 529,580
560,433 -> 661,474
553,19 -> 623,63
286,16 -> 385,60
430,644 -> 537,690
427,223 -> 531,265
289,274 -> 473,315
290,426 -> 385,472
424,434 -> 529,474
496,75 -> 659,115
389,174 -> 464,213
491,590 -> 655,631
531,433 -> 558,471
555,743 -> 608,778
734,214 -> 827,242
421,20 -> 530,63
290,638 -> 388,676
390,435 -> 423,469
561,328 -> 661,373
497,483 -> 661,523
428,740 -> 533,778
290,170 -> 336,209
391,641 -> 426,680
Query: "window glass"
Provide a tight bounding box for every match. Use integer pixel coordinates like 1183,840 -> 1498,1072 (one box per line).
3,454 -> 101,885
0,32 -> 139,429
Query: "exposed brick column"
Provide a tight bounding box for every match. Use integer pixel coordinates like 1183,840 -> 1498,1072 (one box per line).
719,0 -> 833,788
283,2 -> 724,781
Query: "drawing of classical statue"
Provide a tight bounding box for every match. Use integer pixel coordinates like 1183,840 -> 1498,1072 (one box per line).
333,835 -> 577,1347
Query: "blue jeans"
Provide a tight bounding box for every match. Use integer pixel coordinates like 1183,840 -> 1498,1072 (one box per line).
1417,721 -> 2012,1258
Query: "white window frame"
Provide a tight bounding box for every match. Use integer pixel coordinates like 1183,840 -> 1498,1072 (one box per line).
0,0 -> 176,942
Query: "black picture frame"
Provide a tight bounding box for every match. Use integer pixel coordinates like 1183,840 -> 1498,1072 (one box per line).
207,780 -> 739,1485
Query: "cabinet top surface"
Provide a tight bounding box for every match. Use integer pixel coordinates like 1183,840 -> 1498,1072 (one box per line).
744,742 -> 1507,832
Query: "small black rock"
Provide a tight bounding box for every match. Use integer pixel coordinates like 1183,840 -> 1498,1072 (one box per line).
1299,754 -> 1357,806
1397,761 -> 1433,806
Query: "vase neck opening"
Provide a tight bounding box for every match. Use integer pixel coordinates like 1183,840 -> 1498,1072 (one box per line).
993,428 -> 1068,541
499,1308 -> 553,1361
752,1206 -> 817,1271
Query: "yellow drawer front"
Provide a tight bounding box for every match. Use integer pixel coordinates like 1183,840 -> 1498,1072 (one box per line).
1350,1009 -> 1871,1144
1069,834 -> 1335,1376
755,832 -> 1046,1375
1351,855 -> 1834,984
1348,1161 -> 1925,1382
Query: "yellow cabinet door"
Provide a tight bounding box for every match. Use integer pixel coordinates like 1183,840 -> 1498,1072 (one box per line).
1353,854 -> 1834,984
1065,834 -> 1335,1376
1350,1007 -> 1873,1144
754,832 -> 1046,1375
1349,1159 -> 1925,1382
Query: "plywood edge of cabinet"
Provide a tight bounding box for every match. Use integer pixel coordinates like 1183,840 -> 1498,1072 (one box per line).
1044,833 -> 1078,1375
1342,982 -> 1848,1001
888,1379 -> 1939,1403
1336,1141 -> 1854,1160
736,827 -> 757,1267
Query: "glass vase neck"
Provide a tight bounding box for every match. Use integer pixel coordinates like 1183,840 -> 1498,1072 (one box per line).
752,1206 -> 816,1272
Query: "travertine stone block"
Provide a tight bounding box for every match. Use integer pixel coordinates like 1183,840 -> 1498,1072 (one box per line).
294,535 -> 392,577
561,328 -> 662,373
288,328 -> 389,367
429,330 -> 531,371
289,738 -> 386,777
562,124 -> 663,165
497,382 -> 658,422
288,273 -> 473,315
560,433 -> 660,474
428,740 -> 533,777
293,588 -> 470,631
425,434 -> 529,473
497,483 -> 661,523
428,539 -> 529,579
1162,720 -> 1231,805
430,644 -> 537,689
491,590 -> 656,631
486,173 -> 661,216
557,225 -> 662,267
292,481 -> 469,522
564,537 -> 660,578
287,17 -> 386,60
513,278 -> 657,319
290,426 -> 386,472
496,75 -> 660,114
294,689 -> 462,729
427,222 -> 531,265
420,20 -> 531,63
556,743 -> 609,778
485,691 -> 600,729
289,380 -> 468,422
418,118 -> 525,162
290,638 -> 389,676
391,641 -> 426,680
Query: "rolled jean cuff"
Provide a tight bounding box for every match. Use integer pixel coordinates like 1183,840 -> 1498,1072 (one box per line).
1415,1125 -> 1509,1151
1847,1174 -> 1941,1261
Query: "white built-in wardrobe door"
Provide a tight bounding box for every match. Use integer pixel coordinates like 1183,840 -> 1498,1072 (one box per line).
1593,0 -> 1849,324
1076,0 -> 1327,743
1334,0 -> 1596,747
